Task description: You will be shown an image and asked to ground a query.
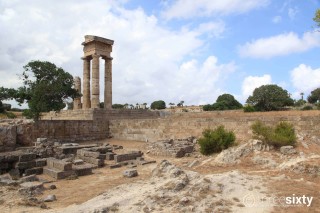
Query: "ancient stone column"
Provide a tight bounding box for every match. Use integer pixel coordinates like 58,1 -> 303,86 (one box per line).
73,76 -> 82,109
91,54 -> 100,108
104,57 -> 112,109
82,57 -> 91,109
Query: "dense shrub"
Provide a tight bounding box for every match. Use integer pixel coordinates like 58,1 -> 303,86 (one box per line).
251,121 -> 296,147
22,109 -> 33,119
198,125 -> 236,155
243,105 -> 256,112
301,105 -> 313,111
150,100 -> 166,110
294,99 -> 306,107
5,111 -> 16,119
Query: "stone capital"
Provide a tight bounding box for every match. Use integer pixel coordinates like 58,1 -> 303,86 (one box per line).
92,54 -> 100,59
102,56 -> 113,60
81,56 -> 91,61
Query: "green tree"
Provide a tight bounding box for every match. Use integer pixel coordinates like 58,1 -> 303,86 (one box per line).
112,103 -> 124,109
216,94 -> 242,109
313,9 -> 320,28
150,100 -> 166,110
307,88 -> 320,103
15,60 -> 79,120
202,94 -> 242,111
246,84 -> 294,111
0,87 -> 16,113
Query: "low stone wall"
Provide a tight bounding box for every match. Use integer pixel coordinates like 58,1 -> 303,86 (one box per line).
41,109 -> 160,121
109,111 -> 320,142
0,120 -> 109,151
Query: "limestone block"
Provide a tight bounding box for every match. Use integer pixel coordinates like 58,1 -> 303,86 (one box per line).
19,153 -> 37,162
114,151 -> 143,163
15,161 -> 36,170
123,169 -> 138,178
35,158 -> 47,167
72,163 -> 93,176
105,152 -> 115,160
19,181 -> 44,194
43,167 -> 76,180
46,158 -> 72,171
77,155 -> 104,167
5,154 -> 19,162
19,174 -> 38,182
24,167 -> 43,176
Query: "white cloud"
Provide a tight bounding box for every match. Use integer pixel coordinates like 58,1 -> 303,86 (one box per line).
288,7 -> 298,20
272,15 -> 282,23
0,0 -> 233,107
291,64 -> 320,95
238,31 -> 320,58
241,74 -> 272,100
162,0 -> 269,19
196,21 -> 226,38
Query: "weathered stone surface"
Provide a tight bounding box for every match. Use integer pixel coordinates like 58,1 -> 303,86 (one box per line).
0,125 -> 17,152
123,169 -> 138,178
72,163 -> 93,176
37,138 -> 48,143
43,167 -> 76,180
280,146 -> 297,155
105,152 -> 115,160
19,153 -> 37,162
77,155 -> 104,167
20,174 -> 38,182
148,139 -> 195,158
47,158 -> 72,171
24,167 -> 43,176
114,151 -> 143,163
44,194 -> 56,202
9,168 -> 20,180
73,159 -> 84,165
35,158 -> 47,167
214,143 -> 252,165
109,164 -> 121,169
15,161 -> 36,170
19,181 -> 44,195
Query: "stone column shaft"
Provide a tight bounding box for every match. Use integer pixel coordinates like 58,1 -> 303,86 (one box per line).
73,76 -> 82,109
104,58 -> 112,109
91,54 -> 100,108
82,58 -> 91,109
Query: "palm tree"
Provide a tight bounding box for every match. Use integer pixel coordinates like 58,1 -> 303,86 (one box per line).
300,92 -> 304,100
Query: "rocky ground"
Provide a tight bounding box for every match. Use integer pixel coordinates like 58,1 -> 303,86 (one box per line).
1,135 -> 320,213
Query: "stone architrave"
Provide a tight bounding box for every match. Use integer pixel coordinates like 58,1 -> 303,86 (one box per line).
73,76 -> 82,109
81,35 -> 114,109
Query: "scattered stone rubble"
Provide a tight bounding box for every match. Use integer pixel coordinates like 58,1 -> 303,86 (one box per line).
148,137 -> 196,158
0,138 -> 155,182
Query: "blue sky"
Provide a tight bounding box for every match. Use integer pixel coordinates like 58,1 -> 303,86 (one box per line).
1,0 -> 320,107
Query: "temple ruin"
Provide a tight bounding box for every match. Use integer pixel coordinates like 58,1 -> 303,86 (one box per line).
74,35 -> 114,109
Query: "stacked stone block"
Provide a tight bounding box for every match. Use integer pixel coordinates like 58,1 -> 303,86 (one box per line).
76,149 -> 105,167
43,158 -> 75,179
114,151 -> 143,163
0,151 -> 46,176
